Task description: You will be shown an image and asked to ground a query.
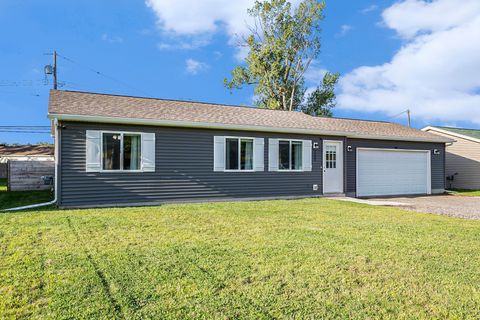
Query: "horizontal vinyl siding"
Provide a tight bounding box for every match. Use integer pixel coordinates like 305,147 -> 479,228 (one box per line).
427,130 -> 480,189
345,139 -> 445,195
59,122 -> 325,207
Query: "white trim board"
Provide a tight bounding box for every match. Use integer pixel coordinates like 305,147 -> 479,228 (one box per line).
48,113 -> 452,143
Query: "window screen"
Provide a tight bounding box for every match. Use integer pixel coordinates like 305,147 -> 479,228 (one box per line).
102,133 -> 142,171
278,140 -> 303,170
123,134 -> 141,170
103,133 -> 121,170
225,138 -> 253,170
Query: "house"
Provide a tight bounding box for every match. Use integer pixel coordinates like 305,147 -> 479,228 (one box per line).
47,90 -> 452,208
422,126 -> 480,190
0,144 -> 54,178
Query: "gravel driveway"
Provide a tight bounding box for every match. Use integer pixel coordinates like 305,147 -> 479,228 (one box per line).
367,195 -> 480,220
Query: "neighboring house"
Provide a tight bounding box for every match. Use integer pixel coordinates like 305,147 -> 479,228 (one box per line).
0,144 -> 54,178
48,90 -> 452,208
422,126 -> 480,190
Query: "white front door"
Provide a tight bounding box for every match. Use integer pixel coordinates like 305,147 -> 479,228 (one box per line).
323,140 -> 344,193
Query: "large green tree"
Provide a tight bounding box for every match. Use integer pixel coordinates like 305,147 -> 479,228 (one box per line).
300,72 -> 339,117
225,0 -> 337,114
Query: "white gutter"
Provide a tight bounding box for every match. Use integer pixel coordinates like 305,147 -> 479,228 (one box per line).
48,113 -> 452,143
3,119 -> 59,212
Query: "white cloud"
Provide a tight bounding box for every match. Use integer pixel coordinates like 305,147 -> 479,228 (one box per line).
145,0 -> 254,52
213,51 -> 223,60
185,59 -> 209,75
336,24 -> 352,37
382,0 -> 480,39
101,33 -> 123,43
361,4 -> 378,14
157,36 -> 211,50
145,0 -> 301,59
145,0 -> 253,35
338,0 -> 480,125
304,64 -> 328,86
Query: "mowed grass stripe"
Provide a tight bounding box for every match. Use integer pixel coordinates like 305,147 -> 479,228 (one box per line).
1,199 -> 480,319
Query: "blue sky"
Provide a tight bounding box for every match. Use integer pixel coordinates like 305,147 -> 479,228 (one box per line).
1,0 -> 479,144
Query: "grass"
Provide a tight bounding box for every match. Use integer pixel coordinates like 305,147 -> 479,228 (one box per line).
448,189 -> 480,197
0,178 -> 53,210
1,199 -> 480,319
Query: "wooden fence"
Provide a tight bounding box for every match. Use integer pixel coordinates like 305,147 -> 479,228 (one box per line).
7,160 -> 55,191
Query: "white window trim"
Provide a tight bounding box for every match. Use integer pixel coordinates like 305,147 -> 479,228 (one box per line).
223,136 -> 256,172
100,130 -> 144,173
277,139 -> 304,172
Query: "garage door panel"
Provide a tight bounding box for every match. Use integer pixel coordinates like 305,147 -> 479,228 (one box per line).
357,149 -> 430,197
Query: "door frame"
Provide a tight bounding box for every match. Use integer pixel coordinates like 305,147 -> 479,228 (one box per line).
355,147 -> 432,197
322,140 -> 344,194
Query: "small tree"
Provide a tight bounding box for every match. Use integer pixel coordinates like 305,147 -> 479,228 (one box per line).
225,0 -> 327,111
300,72 -> 339,117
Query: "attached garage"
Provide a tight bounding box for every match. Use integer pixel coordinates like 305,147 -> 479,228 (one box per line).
49,90 -> 452,208
356,148 -> 431,197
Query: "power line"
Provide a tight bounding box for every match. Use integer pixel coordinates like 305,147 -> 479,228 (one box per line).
0,127 -> 50,131
56,53 -> 151,96
0,126 -> 51,134
0,130 -> 51,133
0,80 -> 46,87
389,108 -> 411,127
389,110 -> 408,119
0,126 -> 50,128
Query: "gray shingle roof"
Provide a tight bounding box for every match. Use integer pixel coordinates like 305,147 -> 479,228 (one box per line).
48,90 -> 451,143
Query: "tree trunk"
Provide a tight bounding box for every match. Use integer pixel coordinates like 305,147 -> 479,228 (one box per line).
289,85 -> 296,111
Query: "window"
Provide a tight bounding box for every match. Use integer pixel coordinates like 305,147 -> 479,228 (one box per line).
102,132 -> 141,171
278,140 -> 303,170
325,145 -> 336,169
225,138 -> 253,170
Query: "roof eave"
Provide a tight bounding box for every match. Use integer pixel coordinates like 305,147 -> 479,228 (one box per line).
48,113 -> 451,143
422,126 -> 477,143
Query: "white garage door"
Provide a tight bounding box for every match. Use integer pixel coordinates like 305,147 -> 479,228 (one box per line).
357,149 -> 431,197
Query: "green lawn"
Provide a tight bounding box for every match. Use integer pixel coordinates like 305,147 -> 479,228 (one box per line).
449,189 -> 480,197
0,178 -> 53,210
1,199 -> 480,319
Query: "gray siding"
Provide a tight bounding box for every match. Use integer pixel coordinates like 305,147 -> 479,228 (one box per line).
58,122 -> 446,207
345,139 -> 446,195
424,130 -> 480,189
59,122 -> 326,207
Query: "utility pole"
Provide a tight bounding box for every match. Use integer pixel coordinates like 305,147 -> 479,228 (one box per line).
53,50 -> 57,90
407,109 -> 411,127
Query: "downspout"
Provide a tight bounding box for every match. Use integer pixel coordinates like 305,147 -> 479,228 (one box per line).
3,118 -> 59,211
